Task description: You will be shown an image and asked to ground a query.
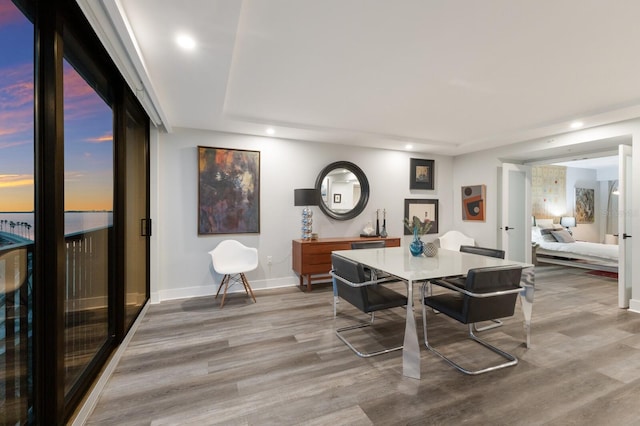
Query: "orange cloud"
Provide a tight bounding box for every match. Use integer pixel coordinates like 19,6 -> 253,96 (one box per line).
0,174 -> 33,188
85,133 -> 113,144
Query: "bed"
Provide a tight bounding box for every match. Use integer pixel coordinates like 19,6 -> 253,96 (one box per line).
532,219 -> 618,273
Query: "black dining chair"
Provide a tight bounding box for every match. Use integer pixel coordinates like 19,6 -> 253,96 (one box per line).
331,253 -> 407,357
422,265 -> 523,375
351,240 -> 386,280
332,240 -> 388,317
459,245 -> 505,259
459,245 -> 506,331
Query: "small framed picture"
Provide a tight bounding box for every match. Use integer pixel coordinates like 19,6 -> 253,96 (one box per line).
333,193 -> 342,204
410,158 -> 435,190
461,184 -> 486,222
404,198 -> 438,235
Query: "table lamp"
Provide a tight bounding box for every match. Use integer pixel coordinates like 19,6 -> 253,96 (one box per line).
294,188 -> 319,240
560,216 -> 576,235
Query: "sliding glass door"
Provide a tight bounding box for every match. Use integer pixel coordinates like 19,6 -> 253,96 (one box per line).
62,57 -> 113,395
0,1 -> 34,423
123,96 -> 149,332
0,0 -> 151,422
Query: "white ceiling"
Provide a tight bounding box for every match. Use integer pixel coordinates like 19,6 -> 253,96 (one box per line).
79,0 -> 640,157
554,155 -> 618,170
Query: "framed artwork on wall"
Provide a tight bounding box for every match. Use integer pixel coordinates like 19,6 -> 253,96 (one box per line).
404,198 -> 438,235
333,193 -> 342,203
461,184 -> 486,222
575,187 -> 594,224
198,146 -> 260,234
409,158 -> 435,190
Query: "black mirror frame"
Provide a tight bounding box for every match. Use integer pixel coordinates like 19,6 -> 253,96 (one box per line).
315,161 -> 370,220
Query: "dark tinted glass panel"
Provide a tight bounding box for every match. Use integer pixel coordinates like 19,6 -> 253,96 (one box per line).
124,109 -> 147,330
0,0 -> 34,423
62,58 -> 112,394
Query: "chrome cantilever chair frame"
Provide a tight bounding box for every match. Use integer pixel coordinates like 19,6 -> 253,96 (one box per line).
331,254 -> 407,358
421,266 -> 523,375
331,271 -> 405,357
459,245 -> 506,332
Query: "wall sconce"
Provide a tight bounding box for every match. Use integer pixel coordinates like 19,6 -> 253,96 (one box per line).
560,216 -> 576,235
294,188 -> 319,240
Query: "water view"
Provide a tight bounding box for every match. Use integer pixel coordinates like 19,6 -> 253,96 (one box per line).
0,211 -> 113,243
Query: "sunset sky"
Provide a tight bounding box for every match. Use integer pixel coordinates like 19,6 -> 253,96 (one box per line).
0,0 -> 114,212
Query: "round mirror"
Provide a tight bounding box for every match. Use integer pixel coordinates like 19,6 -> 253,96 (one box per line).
315,161 -> 369,220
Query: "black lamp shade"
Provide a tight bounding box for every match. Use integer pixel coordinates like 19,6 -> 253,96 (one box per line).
294,188 -> 319,206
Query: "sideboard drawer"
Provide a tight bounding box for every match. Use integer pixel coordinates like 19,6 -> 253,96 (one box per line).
292,237 -> 401,291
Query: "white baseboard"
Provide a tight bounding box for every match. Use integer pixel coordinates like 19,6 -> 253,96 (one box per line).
155,276 -> 300,303
628,298 -> 640,313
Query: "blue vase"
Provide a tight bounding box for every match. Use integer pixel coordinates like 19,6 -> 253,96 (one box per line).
409,227 -> 424,256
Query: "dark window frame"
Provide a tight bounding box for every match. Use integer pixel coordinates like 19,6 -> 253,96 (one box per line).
11,0 -> 152,422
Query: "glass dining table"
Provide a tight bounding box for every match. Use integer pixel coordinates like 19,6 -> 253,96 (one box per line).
332,246 -> 535,379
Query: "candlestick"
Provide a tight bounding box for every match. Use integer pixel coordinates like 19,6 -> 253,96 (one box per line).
380,208 -> 387,238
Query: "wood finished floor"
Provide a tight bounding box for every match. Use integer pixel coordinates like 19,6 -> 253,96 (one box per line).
86,266 -> 640,425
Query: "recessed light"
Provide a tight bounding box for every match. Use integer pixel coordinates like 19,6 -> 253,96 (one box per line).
405,144 -> 413,150
570,121 -> 583,129
176,34 -> 196,50
266,128 -> 275,135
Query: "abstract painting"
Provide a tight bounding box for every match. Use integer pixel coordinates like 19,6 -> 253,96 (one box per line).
461,184 -> 486,221
198,146 -> 260,234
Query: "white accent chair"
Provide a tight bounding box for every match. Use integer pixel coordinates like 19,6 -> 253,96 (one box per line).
438,230 -> 475,251
209,240 -> 258,308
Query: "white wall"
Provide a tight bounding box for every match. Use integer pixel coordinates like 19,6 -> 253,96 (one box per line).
451,151 -> 503,247
151,128 -> 453,302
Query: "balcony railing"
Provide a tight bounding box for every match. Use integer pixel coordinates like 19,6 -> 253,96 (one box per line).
0,226 -> 111,424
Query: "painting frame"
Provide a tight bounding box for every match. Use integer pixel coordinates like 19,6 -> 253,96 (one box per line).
410,158 -> 435,190
333,193 -> 342,204
461,184 -> 486,222
198,146 -> 260,235
575,187 -> 595,224
404,198 -> 439,235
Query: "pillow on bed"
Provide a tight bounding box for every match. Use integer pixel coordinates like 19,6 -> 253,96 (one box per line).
536,219 -> 556,229
551,229 -> 576,243
539,228 -> 558,242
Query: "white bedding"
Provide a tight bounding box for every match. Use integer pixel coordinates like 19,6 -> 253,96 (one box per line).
536,240 -> 618,261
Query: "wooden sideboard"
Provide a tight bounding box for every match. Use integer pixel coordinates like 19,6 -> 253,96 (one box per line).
292,236 -> 401,292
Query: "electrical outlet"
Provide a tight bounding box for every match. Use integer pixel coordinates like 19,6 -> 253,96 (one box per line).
267,256 -> 272,265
